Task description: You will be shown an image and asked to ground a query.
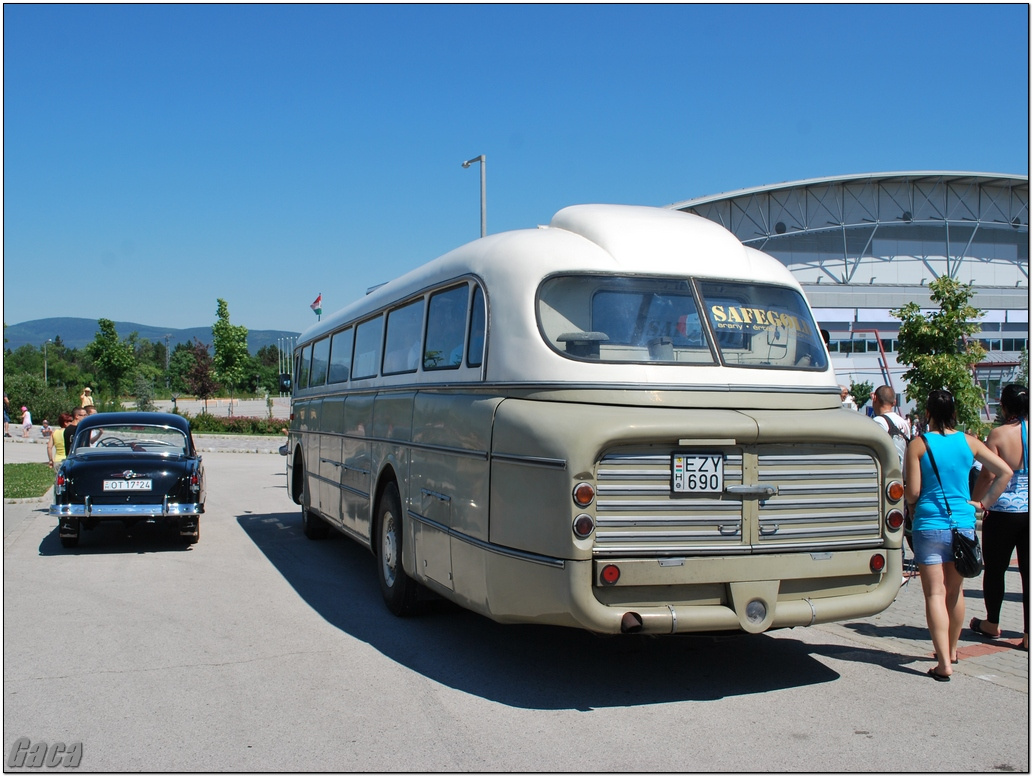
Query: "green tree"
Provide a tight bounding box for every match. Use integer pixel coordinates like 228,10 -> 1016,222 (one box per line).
84,319 -> 137,398
211,299 -> 249,395
849,380 -> 873,410
891,276 -> 987,431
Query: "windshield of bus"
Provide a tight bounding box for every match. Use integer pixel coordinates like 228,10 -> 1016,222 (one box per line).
537,275 -> 827,370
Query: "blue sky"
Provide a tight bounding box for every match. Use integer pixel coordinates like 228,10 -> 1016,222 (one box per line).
3,3 -> 1028,337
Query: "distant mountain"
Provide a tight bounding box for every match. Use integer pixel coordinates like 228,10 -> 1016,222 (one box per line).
3,318 -> 300,355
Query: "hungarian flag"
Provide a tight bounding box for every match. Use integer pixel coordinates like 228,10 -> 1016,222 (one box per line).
310,294 -> 322,316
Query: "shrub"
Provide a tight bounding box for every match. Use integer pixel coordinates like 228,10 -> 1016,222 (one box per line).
180,412 -> 288,436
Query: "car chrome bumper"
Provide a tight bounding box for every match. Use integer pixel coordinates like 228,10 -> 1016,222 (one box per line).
50,498 -> 204,520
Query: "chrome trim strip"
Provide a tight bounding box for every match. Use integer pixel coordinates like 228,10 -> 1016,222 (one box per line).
490,452 -> 567,470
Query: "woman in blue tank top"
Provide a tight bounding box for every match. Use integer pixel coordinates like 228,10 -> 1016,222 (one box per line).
904,389 -> 1013,681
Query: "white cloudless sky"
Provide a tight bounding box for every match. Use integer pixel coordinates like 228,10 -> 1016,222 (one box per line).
3,3 -> 1028,336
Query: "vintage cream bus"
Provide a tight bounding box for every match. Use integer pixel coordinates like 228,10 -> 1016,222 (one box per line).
285,204 -> 905,635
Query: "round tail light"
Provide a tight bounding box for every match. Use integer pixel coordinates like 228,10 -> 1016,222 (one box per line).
886,481 -> 905,502
870,553 -> 886,573
600,564 -> 621,585
572,514 -> 595,539
886,509 -> 905,530
572,482 -> 595,507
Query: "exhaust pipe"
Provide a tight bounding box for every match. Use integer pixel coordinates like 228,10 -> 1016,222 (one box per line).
620,611 -> 644,634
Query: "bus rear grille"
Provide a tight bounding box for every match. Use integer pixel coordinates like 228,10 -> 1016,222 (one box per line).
593,448 -> 882,556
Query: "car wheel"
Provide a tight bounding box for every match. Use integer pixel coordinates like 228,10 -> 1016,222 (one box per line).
302,508 -> 330,540
377,482 -> 417,616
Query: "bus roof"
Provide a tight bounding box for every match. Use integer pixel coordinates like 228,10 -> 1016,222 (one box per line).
298,204 -> 835,389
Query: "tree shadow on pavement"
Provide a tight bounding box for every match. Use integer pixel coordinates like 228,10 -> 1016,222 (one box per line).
237,511 -> 866,711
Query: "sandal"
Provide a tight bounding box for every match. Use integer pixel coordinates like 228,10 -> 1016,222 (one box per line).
970,617 -> 1001,639
927,668 -> 951,682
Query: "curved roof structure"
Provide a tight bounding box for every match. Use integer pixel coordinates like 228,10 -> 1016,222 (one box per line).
669,172 -> 1027,301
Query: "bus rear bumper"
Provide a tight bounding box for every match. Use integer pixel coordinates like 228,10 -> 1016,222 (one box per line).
477,546 -> 902,635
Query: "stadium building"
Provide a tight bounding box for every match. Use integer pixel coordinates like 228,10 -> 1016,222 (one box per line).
669,172 -> 1029,418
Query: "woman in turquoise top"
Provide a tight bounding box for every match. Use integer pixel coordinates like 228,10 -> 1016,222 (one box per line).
904,389 -> 1012,681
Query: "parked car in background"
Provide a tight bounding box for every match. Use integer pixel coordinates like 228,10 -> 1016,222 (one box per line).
50,412 -> 205,548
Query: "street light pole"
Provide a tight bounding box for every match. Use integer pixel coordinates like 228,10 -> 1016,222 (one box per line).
461,154 -> 486,237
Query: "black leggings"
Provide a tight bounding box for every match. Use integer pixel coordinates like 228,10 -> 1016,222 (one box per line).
981,510 -> 1029,632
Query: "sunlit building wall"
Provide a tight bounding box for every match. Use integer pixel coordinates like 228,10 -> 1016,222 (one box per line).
670,172 -> 1029,417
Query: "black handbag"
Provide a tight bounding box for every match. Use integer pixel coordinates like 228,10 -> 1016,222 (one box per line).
921,434 -> 983,578
951,528 -> 983,578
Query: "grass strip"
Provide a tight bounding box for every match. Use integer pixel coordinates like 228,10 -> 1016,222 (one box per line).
4,463 -> 54,500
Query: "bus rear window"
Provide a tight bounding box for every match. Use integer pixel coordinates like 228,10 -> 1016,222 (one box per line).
538,275 -> 827,369
539,276 -> 714,364
697,280 -> 828,370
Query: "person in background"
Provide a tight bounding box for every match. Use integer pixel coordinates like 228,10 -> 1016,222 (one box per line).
871,385 -> 913,583
840,385 -> 858,411
3,392 -> 10,437
47,412 -> 74,468
905,389 -> 1013,681
20,406 -> 32,438
40,419 -> 52,438
64,407 -> 87,454
80,387 -> 95,409
85,405 -> 98,415
970,383 -> 1029,651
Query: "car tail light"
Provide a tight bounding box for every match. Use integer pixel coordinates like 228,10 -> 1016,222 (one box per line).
572,482 -> 595,507
55,474 -> 66,495
572,514 -> 594,539
600,564 -> 620,585
886,481 -> 904,502
870,553 -> 886,573
886,509 -> 905,530
189,474 -> 200,492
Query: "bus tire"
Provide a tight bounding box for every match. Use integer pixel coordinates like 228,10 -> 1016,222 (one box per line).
303,508 -> 330,540
376,482 -> 417,616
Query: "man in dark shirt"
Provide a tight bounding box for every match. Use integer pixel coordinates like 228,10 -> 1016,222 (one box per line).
64,407 -> 87,454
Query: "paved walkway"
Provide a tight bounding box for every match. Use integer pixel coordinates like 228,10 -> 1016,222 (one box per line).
824,549 -> 1028,693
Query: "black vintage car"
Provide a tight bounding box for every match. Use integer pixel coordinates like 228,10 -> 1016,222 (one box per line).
50,412 -> 206,548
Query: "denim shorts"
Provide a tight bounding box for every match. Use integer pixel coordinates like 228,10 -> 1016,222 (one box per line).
911,528 -> 975,566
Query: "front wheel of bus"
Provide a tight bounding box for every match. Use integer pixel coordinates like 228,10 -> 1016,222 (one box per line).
377,483 -> 417,616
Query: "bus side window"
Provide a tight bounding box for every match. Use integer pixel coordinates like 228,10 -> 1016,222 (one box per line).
425,285 -> 468,370
328,328 -> 353,384
383,299 -> 425,375
310,337 -> 330,387
297,344 -> 312,389
352,315 -> 383,379
467,285 -> 485,367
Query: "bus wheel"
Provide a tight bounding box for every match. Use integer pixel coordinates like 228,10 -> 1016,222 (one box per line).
302,508 -> 330,540
377,482 -> 417,616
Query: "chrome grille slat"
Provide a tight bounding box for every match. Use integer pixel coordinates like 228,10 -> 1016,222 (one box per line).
594,447 -> 882,555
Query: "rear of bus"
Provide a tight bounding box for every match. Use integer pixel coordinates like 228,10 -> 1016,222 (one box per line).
470,205 -> 905,634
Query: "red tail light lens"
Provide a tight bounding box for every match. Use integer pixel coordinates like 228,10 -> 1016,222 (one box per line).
870,553 -> 886,573
601,564 -> 621,585
572,514 -> 595,539
886,509 -> 905,530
